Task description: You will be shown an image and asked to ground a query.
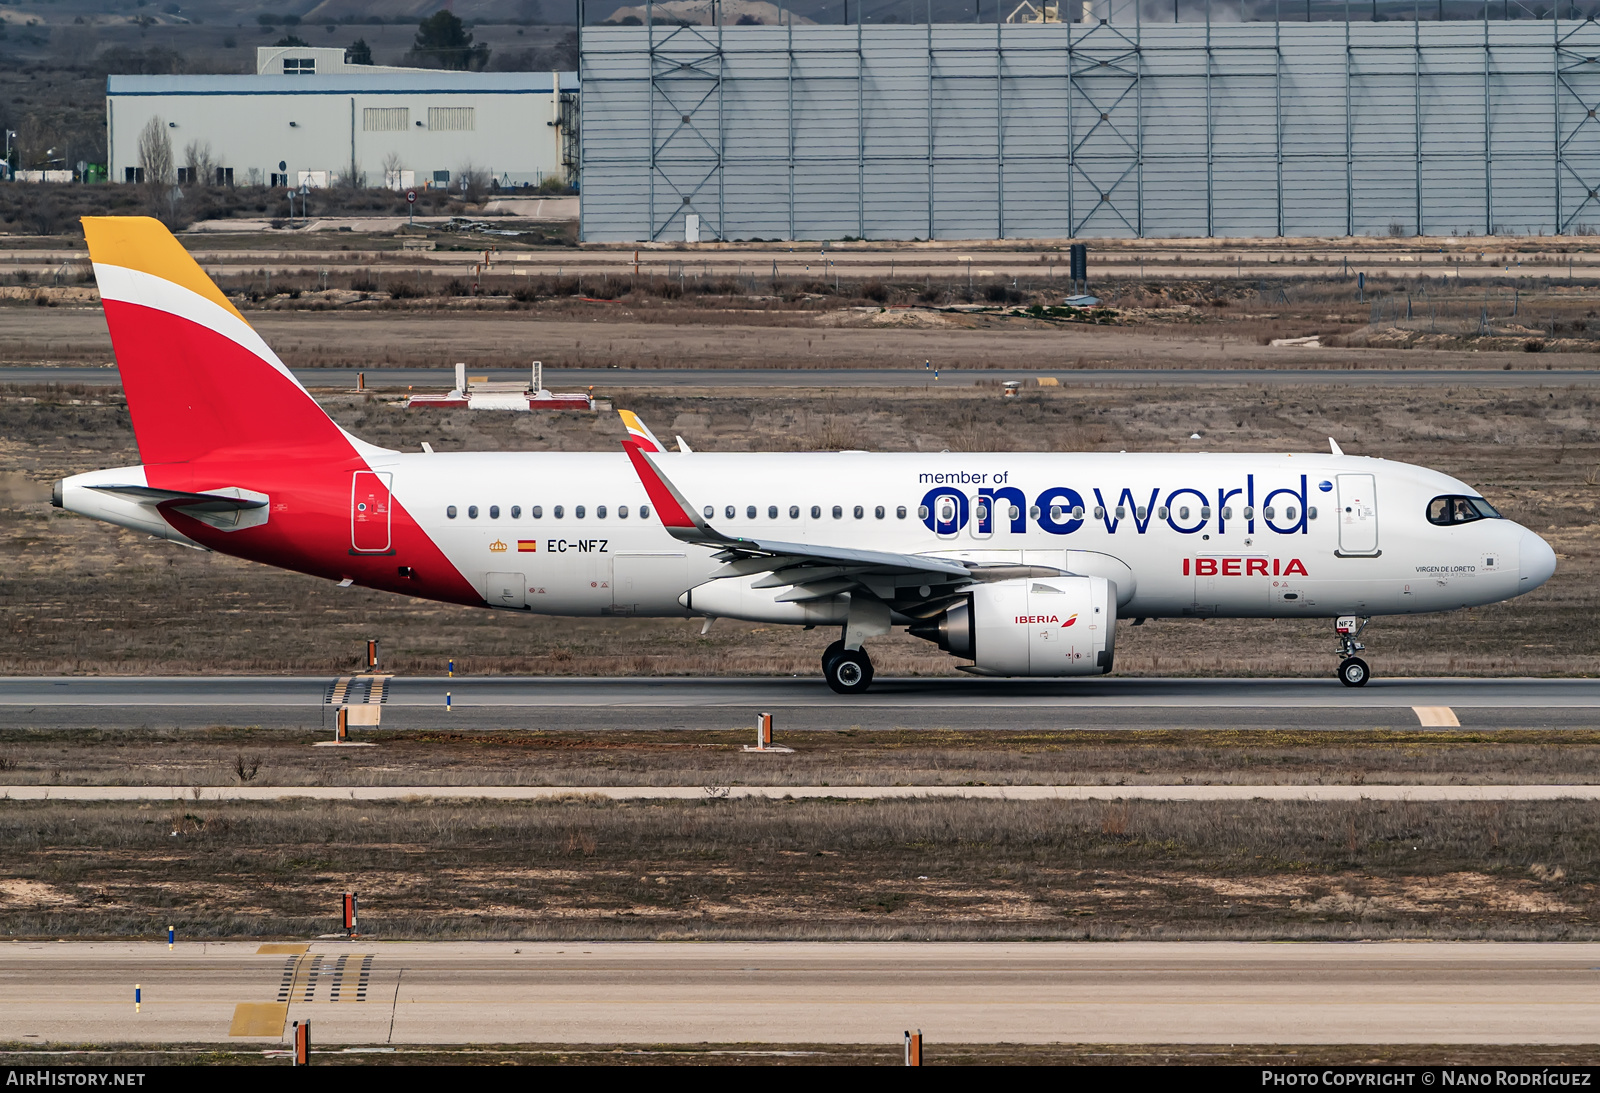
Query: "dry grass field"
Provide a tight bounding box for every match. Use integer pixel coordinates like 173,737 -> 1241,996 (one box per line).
2,378 -> 1595,677
0,1042 -> 1592,1066
4,795 -> 1598,942
6,728 -> 1600,788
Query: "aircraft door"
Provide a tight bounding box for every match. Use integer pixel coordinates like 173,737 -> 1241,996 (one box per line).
612,551 -> 690,616
351,471 -> 392,553
485,571 -> 527,609
1336,474 -> 1379,555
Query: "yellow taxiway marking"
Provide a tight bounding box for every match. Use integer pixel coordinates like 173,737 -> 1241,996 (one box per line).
1413,706 -> 1461,727
228,1002 -> 289,1037
256,943 -> 309,955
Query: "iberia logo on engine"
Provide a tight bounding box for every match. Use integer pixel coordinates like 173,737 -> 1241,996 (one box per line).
1016,613 -> 1079,627
1183,557 -> 1308,577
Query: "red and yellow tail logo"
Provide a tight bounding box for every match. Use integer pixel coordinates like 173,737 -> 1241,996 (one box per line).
1061,613 -> 1078,628
83,216 -> 347,466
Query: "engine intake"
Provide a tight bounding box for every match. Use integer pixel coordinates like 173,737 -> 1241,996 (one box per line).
910,575 -> 1117,677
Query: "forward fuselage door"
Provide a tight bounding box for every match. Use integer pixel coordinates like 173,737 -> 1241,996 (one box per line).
351,471 -> 393,553
1336,473 -> 1379,555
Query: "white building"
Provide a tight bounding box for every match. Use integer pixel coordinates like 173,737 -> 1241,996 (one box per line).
107,59 -> 576,190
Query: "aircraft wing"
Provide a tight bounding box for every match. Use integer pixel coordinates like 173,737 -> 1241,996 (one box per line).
621,436 -> 1060,613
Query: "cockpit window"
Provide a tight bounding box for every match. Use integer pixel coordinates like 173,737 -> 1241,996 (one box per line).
1427,495 -> 1501,526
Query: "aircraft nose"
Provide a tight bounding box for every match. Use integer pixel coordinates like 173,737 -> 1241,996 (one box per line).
1519,527 -> 1557,591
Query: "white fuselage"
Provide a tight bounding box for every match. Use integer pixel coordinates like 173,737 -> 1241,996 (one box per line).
371,449 -> 1551,621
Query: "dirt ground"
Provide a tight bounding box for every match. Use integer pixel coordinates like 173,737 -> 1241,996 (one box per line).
0,1042 -> 1592,1066
6,728 -> 1600,788
3,379 -> 1596,677
3,299 -> 1597,373
3,796 -> 1597,942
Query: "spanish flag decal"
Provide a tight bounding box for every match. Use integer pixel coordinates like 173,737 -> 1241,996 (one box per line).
517,540 -> 538,553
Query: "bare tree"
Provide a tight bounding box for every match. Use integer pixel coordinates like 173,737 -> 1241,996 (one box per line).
136,117 -> 181,225
183,140 -> 215,187
456,162 -> 490,204
137,116 -> 173,189
382,150 -> 404,189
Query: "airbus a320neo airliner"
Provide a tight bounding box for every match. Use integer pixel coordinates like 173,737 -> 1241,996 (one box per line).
53,217 -> 1558,693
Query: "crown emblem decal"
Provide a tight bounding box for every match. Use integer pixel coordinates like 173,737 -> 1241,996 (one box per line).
489,540 -> 508,553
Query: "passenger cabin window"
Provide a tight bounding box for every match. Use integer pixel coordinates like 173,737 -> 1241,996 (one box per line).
875,505 -> 885,519
726,506 -> 736,519
790,505 -> 800,519
832,505 -> 843,519
769,505 -> 778,519
619,506 -> 629,518
704,506 -> 714,519
532,506 -> 543,518
489,505 -> 500,519
468,505 -> 479,519
812,505 -> 822,519
854,505 -> 864,519
747,506 -> 757,519
447,505 -> 457,519
640,505 -> 651,518
511,506 -> 521,519
576,506 -> 586,519
896,506 -> 907,519
597,506 -> 607,519
1428,495 -> 1501,526
553,505 -> 565,519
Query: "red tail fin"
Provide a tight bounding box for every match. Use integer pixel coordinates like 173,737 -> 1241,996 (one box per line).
83,216 -> 349,465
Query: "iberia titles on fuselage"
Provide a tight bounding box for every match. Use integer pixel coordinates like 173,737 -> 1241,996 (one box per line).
51,216 -> 1557,694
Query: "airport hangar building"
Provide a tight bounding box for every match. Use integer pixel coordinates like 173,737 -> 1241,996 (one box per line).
107,48 -> 578,191
577,7 -> 1600,241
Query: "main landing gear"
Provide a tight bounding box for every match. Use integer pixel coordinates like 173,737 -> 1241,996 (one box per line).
1335,615 -> 1372,688
822,639 -> 875,695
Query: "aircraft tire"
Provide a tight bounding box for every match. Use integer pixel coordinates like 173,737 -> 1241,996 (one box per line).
1338,657 -> 1371,688
821,640 -> 846,675
824,649 -> 874,695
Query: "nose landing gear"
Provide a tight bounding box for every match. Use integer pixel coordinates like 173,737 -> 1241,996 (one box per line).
1335,615 -> 1371,687
822,639 -> 875,695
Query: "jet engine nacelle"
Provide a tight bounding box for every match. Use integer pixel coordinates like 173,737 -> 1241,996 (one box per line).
910,575 -> 1116,676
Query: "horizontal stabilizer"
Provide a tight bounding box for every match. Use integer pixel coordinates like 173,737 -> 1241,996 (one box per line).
87,484 -> 267,511
86,483 -> 270,530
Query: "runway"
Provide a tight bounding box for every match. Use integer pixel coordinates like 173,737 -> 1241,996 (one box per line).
10,941 -> 1600,1045
4,676 -> 1599,734
7,365 -> 1600,389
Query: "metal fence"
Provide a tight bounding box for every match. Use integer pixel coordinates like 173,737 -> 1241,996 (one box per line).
578,6 -> 1600,241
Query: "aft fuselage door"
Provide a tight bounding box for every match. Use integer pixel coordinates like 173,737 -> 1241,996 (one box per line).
1336,473 -> 1379,555
351,471 -> 393,553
